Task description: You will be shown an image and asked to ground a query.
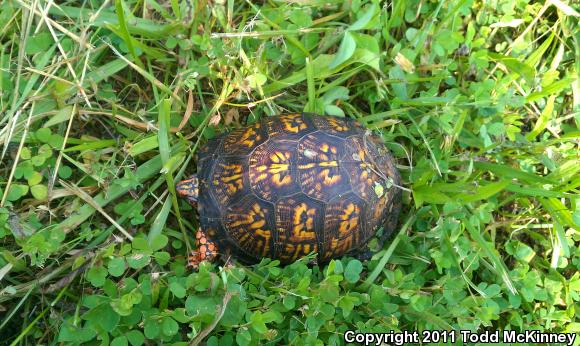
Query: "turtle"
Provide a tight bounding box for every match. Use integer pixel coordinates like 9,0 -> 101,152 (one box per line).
176,113 -> 402,267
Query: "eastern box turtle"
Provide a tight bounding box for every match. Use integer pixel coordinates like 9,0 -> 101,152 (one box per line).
176,113 -> 402,267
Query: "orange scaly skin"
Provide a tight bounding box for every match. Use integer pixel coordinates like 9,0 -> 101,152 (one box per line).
188,228 -> 219,268
175,176 -> 219,268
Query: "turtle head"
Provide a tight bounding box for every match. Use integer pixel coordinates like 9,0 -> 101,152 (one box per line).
176,174 -> 199,208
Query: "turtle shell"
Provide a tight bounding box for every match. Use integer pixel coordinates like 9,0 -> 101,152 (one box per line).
196,113 -> 402,263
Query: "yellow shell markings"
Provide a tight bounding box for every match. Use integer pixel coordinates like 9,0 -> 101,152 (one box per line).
326,215 -> 360,258
290,202 -> 316,238
224,123 -> 264,153
249,145 -> 297,201
241,129 -> 261,148
275,199 -> 320,261
318,194 -> 367,261
282,243 -> 316,261
281,113 -> 308,133
297,137 -> 346,200
355,166 -> 374,199
318,168 -> 341,186
343,136 -> 391,201
327,235 -> 354,259
227,202 -> 272,257
264,113 -> 314,139
326,117 -> 349,132
257,151 -> 293,186
338,202 -> 360,236
212,163 -> 244,204
313,116 -> 352,134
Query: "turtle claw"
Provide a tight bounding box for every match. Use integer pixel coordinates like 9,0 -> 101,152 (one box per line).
187,250 -> 218,269
187,251 -> 202,269
188,228 -> 219,270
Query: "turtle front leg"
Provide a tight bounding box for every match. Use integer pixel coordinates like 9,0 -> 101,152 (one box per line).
188,228 -> 219,269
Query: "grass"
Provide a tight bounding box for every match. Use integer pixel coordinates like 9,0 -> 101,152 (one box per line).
0,0 -> 579,345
